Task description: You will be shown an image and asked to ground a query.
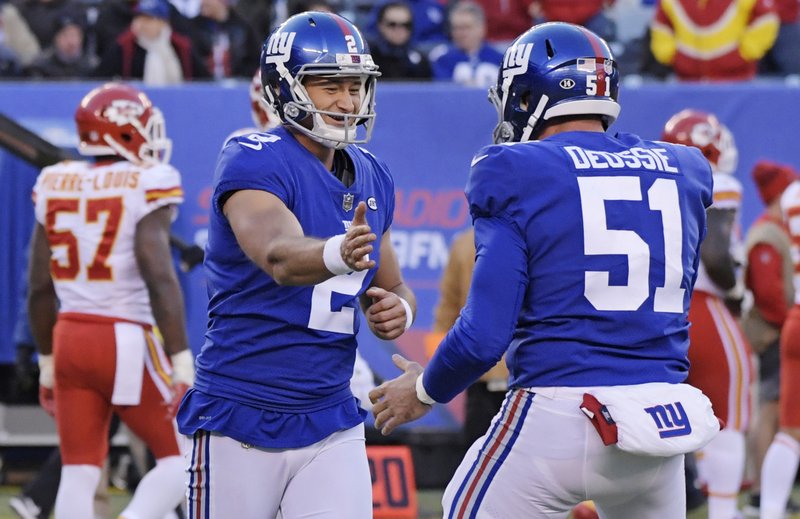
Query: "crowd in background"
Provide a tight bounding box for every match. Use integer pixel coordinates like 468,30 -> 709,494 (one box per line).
0,0 -> 799,84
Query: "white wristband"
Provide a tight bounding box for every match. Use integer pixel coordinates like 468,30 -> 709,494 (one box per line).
323,234 -> 353,276
170,350 -> 195,386
415,373 -> 435,405
398,297 -> 413,331
38,354 -> 54,389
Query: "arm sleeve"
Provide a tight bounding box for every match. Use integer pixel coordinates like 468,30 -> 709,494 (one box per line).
212,139 -> 292,216
423,214 -> 528,403
747,243 -> 789,326
138,164 -> 183,222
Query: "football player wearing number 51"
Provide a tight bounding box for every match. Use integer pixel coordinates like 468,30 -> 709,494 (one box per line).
370,22 -> 717,519
176,11 -> 415,519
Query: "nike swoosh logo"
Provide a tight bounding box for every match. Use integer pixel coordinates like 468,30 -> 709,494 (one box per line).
240,142 -> 262,151
471,154 -> 489,167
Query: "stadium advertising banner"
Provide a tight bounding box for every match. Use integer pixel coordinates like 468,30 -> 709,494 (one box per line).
1,81 -> 798,430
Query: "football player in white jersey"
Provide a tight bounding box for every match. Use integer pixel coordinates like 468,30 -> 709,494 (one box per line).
662,109 -> 753,519
760,174 -> 800,519
27,82 -> 193,519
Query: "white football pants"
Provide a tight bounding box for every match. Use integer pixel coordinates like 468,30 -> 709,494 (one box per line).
443,388 -> 687,519
186,424 -> 371,519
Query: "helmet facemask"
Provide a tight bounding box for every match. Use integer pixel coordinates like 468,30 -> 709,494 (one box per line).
266,62 -> 379,150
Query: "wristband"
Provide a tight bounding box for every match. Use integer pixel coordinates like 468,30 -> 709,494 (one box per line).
398,297 -> 413,331
415,373 -> 435,405
38,354 -> 54,389
323,234 -> 353,276
170,350 -> 195,386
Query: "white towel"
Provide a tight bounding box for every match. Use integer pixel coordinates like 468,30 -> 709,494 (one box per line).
112,322 -> 146,405
587,382 -> 720,457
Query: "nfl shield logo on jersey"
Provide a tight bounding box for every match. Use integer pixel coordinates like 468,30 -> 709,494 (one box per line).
343,193 -> 354,211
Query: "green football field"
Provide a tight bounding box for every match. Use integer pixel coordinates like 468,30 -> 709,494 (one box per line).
1,485 -> 798,518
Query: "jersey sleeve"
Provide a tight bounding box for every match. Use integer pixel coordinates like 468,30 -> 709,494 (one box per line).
137,163 -> 183,221
32,168 -> 49,226
377,157 -> 396,233
466,145 -> 522,219
710,173 -> 742,211
423,213 -> 528,403
212,138 -> 293,216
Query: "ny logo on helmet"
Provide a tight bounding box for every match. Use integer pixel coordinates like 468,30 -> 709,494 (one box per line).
264,32 -> 296,64
501,43 -> 533,80
104,100 -> 145,127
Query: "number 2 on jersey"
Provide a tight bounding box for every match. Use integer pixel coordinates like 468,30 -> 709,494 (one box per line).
45,197 -> 123,280
578,176 -> 685,313
308,270 -> 368,334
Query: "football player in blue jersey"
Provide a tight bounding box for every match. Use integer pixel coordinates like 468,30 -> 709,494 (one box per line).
176,12 -> 416,518
370,22 -> 719,518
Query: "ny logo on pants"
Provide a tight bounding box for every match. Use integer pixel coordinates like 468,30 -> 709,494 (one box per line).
643,402 -> 692,438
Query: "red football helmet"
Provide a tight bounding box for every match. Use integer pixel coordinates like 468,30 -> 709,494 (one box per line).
661,109 -> 738,175
249,70 -> 279,131
75,83 -> 171,166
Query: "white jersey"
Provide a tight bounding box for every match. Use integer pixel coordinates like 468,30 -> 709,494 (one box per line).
780,180 -> 800,304
33,160 -> 183,323
694,173 -> 743,297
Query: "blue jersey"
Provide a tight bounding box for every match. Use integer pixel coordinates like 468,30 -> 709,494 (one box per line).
177,126 -> 396,448
424,131 -> 714,403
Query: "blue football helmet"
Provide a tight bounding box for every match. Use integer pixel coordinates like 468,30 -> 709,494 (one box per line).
489,22 -> 621,144
260,12 -> 380,149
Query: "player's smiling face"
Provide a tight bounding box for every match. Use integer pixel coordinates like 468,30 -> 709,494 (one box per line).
303,76 -> 363,128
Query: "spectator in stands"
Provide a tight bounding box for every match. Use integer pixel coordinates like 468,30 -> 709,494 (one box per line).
93,0 -> 209,84
189,0 -> 260,78
25,12 -> 93,78
13,0 -> 76,50
742,160 -> 799,518
230,0 -> 273,46
650,0 -> 779,81
759,0 -> 800,75
0,17 -> 21,75
368,0 -> 447,51
288,0 -> 336,16
368,0 -> 432,80
92,0 -> 136,61
531,0 -> 616,42
1,0 -> 40,68
429,1 -> 503,87
93,0 -> 194,68
471,0 -> 533,45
